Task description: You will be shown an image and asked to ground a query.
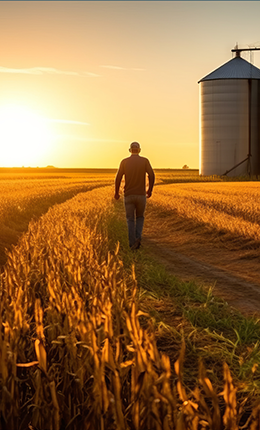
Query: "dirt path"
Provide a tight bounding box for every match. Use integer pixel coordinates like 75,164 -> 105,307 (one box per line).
143,212 -> 260,317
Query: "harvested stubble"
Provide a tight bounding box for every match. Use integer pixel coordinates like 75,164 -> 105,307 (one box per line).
1,186 -> 260,429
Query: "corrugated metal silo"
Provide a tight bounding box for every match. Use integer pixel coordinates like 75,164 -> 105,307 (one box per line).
198,51 -> 260,176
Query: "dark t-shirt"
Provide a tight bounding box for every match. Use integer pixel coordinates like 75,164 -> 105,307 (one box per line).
115,154 -> 155,196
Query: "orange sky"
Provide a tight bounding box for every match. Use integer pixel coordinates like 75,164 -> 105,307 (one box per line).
1,1 -> 260,168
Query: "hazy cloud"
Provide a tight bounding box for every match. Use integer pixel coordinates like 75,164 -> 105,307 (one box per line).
100,65 -> 145,71
0,66 -> 100,77
0,65 -> 144,77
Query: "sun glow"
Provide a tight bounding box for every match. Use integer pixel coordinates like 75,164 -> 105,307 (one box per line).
0,105 -> 54,167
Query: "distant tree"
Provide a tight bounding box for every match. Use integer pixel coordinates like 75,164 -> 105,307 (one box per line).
182,164 -> 189,169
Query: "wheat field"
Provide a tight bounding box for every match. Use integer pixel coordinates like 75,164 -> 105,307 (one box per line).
0,169 -> 114,265
150,181 -> 260,242
0,170 -> 260,429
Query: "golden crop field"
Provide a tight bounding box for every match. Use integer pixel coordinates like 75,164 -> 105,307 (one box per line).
0,186 -> 181,430
0,169 -> 260,429
0,169 -> 114,221
0,168 -> 115,265
151,181 -> 260,242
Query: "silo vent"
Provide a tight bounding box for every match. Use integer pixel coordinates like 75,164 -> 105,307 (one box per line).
231,45 -> 260,59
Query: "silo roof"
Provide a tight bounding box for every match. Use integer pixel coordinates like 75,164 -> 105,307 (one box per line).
198,56 -> 260,82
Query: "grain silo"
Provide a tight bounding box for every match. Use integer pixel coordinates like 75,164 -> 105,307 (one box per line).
198,47 -> 260,176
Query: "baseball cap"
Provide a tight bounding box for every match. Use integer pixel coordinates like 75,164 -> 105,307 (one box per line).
129,141 -> 140,150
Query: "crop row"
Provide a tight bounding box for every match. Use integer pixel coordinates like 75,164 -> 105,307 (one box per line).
152,182 -> 260,242
0,173 -> 114,266
0,173 -> 113,222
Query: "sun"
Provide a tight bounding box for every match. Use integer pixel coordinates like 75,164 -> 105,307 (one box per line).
0,105 -> 54,167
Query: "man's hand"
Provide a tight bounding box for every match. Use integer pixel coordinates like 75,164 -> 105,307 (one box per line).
114,192 -> 120,200
146,190 -> 152,198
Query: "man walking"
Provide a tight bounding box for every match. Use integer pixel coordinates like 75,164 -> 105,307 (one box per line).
114,141 -> 155,250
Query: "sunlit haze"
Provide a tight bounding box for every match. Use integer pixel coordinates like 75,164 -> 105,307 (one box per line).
1,1 -> 260,168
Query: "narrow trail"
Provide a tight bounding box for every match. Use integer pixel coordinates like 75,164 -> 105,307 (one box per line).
143,211 -> 260,317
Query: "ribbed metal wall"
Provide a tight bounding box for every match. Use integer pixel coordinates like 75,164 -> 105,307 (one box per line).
199,57 -> 260,177
200,80 -> 248,176
250,80 -> 260,176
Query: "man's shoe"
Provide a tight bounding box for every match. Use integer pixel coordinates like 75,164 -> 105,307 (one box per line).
131,238 -> 141,250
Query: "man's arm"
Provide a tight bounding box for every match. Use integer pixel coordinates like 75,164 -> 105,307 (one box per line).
114,161 -> 124,200
146,160 -> 155,198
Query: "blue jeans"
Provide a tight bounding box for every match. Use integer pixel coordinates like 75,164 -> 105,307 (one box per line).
124,195 -> 146,247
